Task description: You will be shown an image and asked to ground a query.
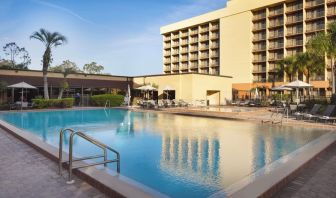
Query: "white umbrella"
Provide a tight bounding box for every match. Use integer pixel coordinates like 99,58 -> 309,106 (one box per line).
135,85 -> 157,91
163,85 -> 174,99
271,85 -> 293,101
285,80 -> 312,103
7,82 -> 37,110
127,84 -> 131,106
255,87 -> 259,99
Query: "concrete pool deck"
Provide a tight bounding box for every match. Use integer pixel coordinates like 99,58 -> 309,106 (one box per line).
0,127 -> 106,198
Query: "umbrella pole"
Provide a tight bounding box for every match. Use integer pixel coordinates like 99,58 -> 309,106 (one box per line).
21,88 -> 23,110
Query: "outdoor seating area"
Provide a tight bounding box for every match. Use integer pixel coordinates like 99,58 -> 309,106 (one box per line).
136,99 -> 190,109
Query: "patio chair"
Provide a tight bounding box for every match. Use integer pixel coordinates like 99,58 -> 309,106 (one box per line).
158,100 -> 165,108
316,105 -> 336,123
295,104 -> 321,120
289,104 -> 297,115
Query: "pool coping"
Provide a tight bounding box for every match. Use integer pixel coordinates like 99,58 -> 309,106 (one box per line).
0,120 -> 169,198
1,108 -> 335,198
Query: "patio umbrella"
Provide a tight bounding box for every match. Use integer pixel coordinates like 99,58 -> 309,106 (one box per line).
127,84 -> 131,106
255,87 -> 259,99
270,85 -> 293,101
136,85 -> 157,100
284,80 -> 312,103
163,85 -> 174,99
7,82 -> 37,110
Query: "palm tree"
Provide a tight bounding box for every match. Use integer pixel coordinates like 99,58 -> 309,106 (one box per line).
306,23 -> 336,94
276,56 -> 297,82
30,29 -> 67,99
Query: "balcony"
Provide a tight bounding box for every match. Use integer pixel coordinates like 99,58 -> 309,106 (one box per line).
268,33 -> 283,39
163,36 -> 171,41
190,30 -> 198,35
171,42 -> 179,47
286,4 -> 303,13
211,24 -> 219,30
171,50 -> 179,55
200,27 -> 209,33
211,44 -> 219,48
286,17 -> 303,25
268,66 -> 278,72
200,36 -> 209,41
211,53 -> 219,58
200,64 -> 209,68
327,11 -> 336,17
181,65 -> 188,70
269,43 -> 284,50
164,44 -> 171,49
306,26 -> 325,34
200,45 -> 209,50
252,67 -> 266,73
164,59 -> 171,64
180,40 -> 188,46
253,47 -> 266,52
180,57 -> 188,62
269,21 -> 284,28
253,36 -> 266,42
172,34 -> 179,39
253,78 -> 267,83
200,54 -> 209,59
252,24 -> 267,32
269,56 -> 284,61
172,59 -> 179,63
189,48 -> 198,52
286,30 -> 303,36
190,56 -> 198,61
210,62 -> 219,68
306,12 -> 325,21
172,65 -> 179,71
180,32 -> 188,38
252,14 -> 266,22
253,58 -> 266,63
164,66 -> 171,72
210,34 -> 219,40
189,39 -> 198,44
164,51 -> 171,56
286,40 -> 304,48
305,0 -> 325,9
181,49 -> 188,54
269,9 -> 283,18
190,64 -> 198,69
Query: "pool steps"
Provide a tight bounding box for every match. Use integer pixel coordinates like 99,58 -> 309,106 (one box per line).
59,128 -> 120,184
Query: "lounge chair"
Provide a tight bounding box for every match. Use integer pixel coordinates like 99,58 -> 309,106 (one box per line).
289,104 -> 297,115
303,105 -> 334,120
295,104 -> 321,120
158,100 -> 165,108
316,105 -> 336,122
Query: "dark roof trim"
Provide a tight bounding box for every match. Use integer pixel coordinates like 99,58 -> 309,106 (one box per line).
132,72 -> 233,78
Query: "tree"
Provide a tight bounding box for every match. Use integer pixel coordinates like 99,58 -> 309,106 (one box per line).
276,56 -> 297,82
83,62 -> 104,74
294,52 -> 324,84
30,29 -> 67,99
3,42 -> 20,67
49,60 -> 81,99
305,22 -> 336,94
17,48 -> 31,69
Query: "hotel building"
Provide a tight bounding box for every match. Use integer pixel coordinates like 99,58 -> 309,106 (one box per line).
161,0 -> 336,97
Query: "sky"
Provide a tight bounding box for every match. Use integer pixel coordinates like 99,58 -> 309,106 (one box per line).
0,0 -> 227,76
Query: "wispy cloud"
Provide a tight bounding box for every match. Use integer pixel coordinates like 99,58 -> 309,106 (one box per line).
32,0 -> 93,24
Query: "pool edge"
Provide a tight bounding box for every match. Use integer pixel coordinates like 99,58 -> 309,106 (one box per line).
0,120 -> 168,198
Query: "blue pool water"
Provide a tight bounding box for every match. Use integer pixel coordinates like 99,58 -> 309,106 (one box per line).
0,109 -> 328,197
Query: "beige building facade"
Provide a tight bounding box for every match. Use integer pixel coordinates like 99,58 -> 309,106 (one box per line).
161,0 -> 335,97
133,74 -> 232,105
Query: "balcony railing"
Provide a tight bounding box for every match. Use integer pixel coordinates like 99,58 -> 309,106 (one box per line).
200,45 -> 209,50
286,16 -> 303,24
171,42 -> 179,47
269,43 -> 284,50
253,68 -> 266,73
164,36 -> 171,41
164,51 -> 171,56
306,0 -> 325,9
190,56 -> 198,61
200,36 -> 209,41
306,12 -> 325,20
200,27 -> 209,33
269,9 -> 283,17
190,48 -> 198,52
172,59 -> 179,63
327,11 -> 336,17
287,30 -> 303,36
253,24 -> 267,31
286,40 -> 303,47
180,40 -> 188,45
210,62 -> 219,67
164,66 -> 171,71
200,64 -> 209,68
181,49 -> 188,54
211,24 -> 219,30
190,30 -> 198,35
269,33 -> 283,39
327,0 -> 336,4
180,32 -> 188,37
164,44 -> 171,49
269,21 -> 284,28
253,58 -> 267,62
210,34 -> 219,39
171,50 -> 179,55
172,65 -> 179,71
211,44 -> 219,48
253,78 -> 267,83
253,13 -> 266,21
269,56 -> 284,61
286,4 -> 303,13
253,47 -> 266,52
172,34 -> 179,39
211,53 -> 219,58
306,25 -> 325,33
190,64 -> 198,69
180,57 -> 188,62
164,59 -> 171,64
189,39 -> 198,44
200,54 -> 209,59
253,36 -> 266,41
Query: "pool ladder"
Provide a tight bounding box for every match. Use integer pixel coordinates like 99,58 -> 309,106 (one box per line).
58,128 -> 120,184
104,100 -> 111,109
262,107 -> 288,125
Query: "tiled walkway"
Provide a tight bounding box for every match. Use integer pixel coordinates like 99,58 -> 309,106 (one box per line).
274,143 -> 336,198
0,128 -> 106,198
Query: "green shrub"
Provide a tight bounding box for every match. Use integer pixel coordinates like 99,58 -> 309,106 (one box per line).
32,98 -> 74,109
90,94 -> 124,107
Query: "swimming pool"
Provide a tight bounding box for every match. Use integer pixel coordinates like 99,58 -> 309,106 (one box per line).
0,109 -> 330,197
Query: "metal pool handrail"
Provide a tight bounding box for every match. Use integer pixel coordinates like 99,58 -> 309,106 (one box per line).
59,128 -> 120,184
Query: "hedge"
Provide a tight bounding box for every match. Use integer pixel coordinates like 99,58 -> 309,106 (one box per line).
32,98 -> 74,109
90,94 -> 124,107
